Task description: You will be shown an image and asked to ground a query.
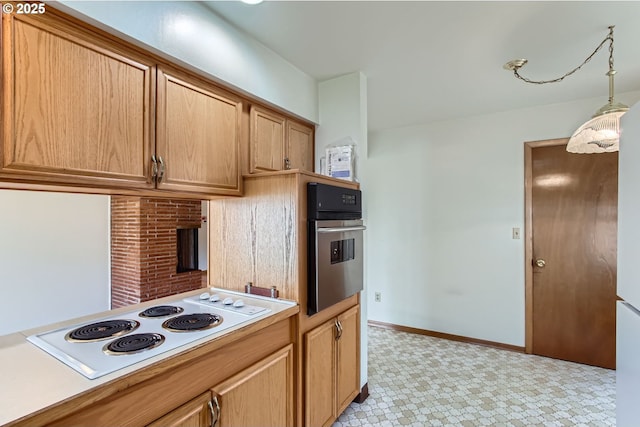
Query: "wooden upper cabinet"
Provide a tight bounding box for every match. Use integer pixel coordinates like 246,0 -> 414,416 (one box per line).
250,106 -> 286,172
1,12 -> 155,188
249,105 -> 314,174
156,67 -> 242,195
286,120 -> 314,172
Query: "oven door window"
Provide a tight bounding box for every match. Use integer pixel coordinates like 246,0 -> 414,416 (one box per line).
330,238 -> 355,264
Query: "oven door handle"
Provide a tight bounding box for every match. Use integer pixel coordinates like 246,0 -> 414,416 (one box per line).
317,225 -> 367,234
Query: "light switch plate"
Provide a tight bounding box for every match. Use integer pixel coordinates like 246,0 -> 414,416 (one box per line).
512,227 -> 521,239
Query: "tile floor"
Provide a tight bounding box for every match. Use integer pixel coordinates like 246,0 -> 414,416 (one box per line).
333,326 -> 615,427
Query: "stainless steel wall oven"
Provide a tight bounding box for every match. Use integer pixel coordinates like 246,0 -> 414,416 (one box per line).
307,183 -> 365,315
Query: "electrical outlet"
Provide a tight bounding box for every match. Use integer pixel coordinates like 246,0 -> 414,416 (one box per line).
374,292 -> 381,302
512,227 -> 521,239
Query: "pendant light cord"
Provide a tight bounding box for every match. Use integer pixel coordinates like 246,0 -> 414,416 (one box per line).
510,26 -> 615,85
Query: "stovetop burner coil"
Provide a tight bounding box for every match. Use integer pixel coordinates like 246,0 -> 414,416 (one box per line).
139,305 -> 184,318
65,319 -> 140,342
103,333 -> 165,355
162,313 -> 223,332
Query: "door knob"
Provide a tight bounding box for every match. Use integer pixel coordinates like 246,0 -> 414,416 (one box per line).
535,259 -> 546,268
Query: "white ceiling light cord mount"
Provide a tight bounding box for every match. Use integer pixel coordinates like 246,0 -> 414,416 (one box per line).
504,26 -> 628,154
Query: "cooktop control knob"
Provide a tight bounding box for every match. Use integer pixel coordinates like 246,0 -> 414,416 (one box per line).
209,294 -> 221,302
199,292 -> 210,300
223,297 -> 234,305
233,299 -> 245,308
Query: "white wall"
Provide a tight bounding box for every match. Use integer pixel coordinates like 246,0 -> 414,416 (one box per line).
367,90 -> 640,346
0,191 -> 110,336
616,101 -> 640,426
617,102 -> 640,305
316,72 -> 368,179
56,1 -> 318,124
317,72 -> 369,388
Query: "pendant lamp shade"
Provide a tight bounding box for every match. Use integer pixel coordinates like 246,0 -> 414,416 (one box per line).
566,109 -> 627,153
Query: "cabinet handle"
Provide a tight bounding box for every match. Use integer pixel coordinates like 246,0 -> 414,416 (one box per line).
157,156 -> 165,183
209,396 -> 220,427
284,157 -> 291,170
335,320 -> 343,340
207,400 -> 215,427
151,155 -> 158,179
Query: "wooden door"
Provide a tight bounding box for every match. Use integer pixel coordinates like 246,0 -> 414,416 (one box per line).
250,106 -> 286,172
336,305 -> 359,415
156,66 -> 242,195
286,121 -> 314,172
305,319 -> 336,427
529,142 -> 617,369
146,392 -> 212,427
1,12 -> 154,188
212,345 -> 293,427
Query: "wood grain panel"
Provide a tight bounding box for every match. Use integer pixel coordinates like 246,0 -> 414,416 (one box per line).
336,305 -> 359,415
1,12 -> 154,187
530,143 -> 617,369
208,174 -> 299,301
304,319 -> 336,427
156,67 -> 242,195
286,121 -> 314,172
213,344 -> 293,427
250,106 -> 286,172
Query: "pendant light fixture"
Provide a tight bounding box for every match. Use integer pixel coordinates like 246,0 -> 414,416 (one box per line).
504,26 -> 628,153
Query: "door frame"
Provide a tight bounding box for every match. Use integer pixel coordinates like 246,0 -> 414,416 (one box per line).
523,137 -> 568,354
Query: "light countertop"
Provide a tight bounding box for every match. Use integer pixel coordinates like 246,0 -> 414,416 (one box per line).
0,288 -> 298,427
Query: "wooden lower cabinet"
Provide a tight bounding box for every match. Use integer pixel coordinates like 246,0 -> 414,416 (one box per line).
146,345 -> 293,427
147,392 -> 212,427
213,344 -> 293,427
335,306 -> 359,415
304,305 -> 359,427
304,318 -> 336,427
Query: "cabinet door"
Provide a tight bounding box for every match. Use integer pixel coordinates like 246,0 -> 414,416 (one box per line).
250,106 -> 286,172
305,319 -> 337,427
212,344 -> 293,427
286,121 -> 314,172
146,392 -> 212,427
156,67 -> 242,195
1,12 -> 154,188
336,305 -> 360,415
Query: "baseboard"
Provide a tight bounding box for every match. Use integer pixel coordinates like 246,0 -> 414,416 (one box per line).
353,383 -> 369,404
368,320 -> 525,353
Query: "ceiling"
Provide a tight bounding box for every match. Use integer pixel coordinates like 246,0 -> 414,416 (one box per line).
203,1 -> 640,132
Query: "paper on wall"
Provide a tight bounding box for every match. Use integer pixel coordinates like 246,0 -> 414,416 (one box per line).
326,144 -> 356,181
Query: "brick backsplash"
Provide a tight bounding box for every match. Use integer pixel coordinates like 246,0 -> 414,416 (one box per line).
111,197 -> 203,308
